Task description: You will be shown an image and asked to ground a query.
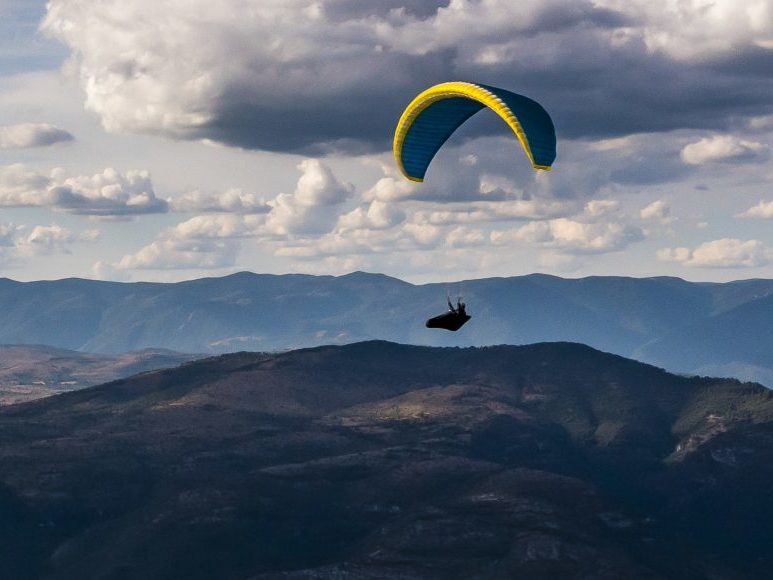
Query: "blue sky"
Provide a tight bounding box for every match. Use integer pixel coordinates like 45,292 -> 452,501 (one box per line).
0,0 -> 771,283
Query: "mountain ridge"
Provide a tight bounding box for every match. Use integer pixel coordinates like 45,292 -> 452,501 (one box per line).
0,271 -> 772,384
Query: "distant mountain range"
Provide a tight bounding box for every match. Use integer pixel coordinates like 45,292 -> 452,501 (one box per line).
2,271 -> 773,384
0,345 -> 199,404
1,341 -> 772,578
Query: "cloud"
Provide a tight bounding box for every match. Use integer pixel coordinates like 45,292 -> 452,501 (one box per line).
273,216 -> 463,260
115,215 -> 261,270
275,227 -> 404,259
737,200 -> 773,219
584,199 -> 620,219
170,189 -> 269,214
749,114 -> 773,131
363,177 -> 419,203
680,135 -> 770,165
412,198 -> 574,226
639,199 -> 671,223
493,217 -> 645,254
116,238 -> 240,271
657,238 -> 768,268
446,226 -> 486,248
42,0 -> 773,153
0,164 -> 50,197
49,168 -> 169,217
18,224 -> 99,255
168,214 -> 262,240
0,123 -> 74,149
0,222 -> 99,265
0,223 -> 22,248
389,131 -> 699,206
594,0 -> 773,59
114,158 -> 353,271
360,139 -> 601,205
91,260 -> 130,281
267,170 -> 574,263
249,156 -> 652,265
263,159 -> 353,236
0,164 -> 169,217
336,200 -> 406,231
1,164 -> 283,219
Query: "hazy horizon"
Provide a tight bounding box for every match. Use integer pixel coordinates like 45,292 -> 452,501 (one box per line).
3,268 -> 773,287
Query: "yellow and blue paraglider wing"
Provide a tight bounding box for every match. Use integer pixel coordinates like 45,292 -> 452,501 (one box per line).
393,81 -> 556,182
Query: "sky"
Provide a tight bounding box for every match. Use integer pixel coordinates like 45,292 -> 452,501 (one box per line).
0,0 -> 771,284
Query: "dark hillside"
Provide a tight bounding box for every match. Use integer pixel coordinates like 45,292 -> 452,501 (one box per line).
0,341 -> 771,578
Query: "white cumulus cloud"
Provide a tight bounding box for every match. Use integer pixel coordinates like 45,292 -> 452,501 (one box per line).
0,123 -> 74,149
0,222 -> 99,264
263,159 -> 353,236
584,199 -> 621,219
737,200 -> 773,219
595,0 -> 773,59
363,177 -> 418,203
336,201 -> 406,232
115,215 -> 262,270
18,224 -> 99,255
170,189 -> 269,214
657,238 -> 769,268
114,158 -> 353,271
493,218 -> 645,254
0,164 -> 168,217
680,135 -> 770,165
639,199 -> 672,223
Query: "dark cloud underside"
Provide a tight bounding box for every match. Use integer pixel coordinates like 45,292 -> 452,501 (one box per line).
42,0 -> 773,154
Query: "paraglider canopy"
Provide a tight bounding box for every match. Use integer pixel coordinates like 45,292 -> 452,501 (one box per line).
393,81 -> 556,182
426,298 -> 471,332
